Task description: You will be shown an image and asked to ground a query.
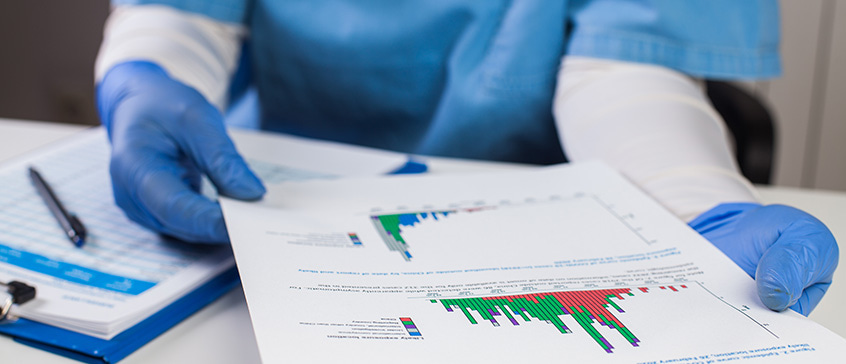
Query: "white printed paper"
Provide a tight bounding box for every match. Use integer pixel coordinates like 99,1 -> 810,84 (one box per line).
222,162 -> 846,363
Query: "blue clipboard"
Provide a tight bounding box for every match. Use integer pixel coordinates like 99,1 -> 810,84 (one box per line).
0,267 -> 239,363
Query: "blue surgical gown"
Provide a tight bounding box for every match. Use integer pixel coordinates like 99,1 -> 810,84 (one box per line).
114,0 -> 780,164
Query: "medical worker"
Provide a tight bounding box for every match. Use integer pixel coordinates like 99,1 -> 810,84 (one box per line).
95,1 -> 837,316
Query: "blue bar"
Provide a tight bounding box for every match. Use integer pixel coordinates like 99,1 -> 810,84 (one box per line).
0,243 -> 157,295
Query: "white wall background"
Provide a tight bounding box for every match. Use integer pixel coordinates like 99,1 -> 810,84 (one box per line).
741,0 -> 846,191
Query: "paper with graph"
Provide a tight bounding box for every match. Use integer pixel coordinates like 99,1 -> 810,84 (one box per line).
222,162 -> 846,363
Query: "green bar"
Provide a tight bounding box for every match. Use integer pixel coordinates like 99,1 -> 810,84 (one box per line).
377,215 -> 407,245
537,295 -> 568,333
459,305 -> 478,324
512,298 -> 532,321
570,306 -> 609,351
476,298 -> 496,323
618,326 -> 638,344
467,298 -> 490,323
528,297 -> 549,320
500,301 -> 517,323
440,298 -> 455,308
514,298 -> 532,322
605,294 -> 623,312
444,298 -> 479,324
610,312 -> 636,342
521,296 -> 546,323
481,298 -> 501,322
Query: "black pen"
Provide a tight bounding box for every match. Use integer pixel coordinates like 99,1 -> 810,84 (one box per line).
28,167 -> 87,248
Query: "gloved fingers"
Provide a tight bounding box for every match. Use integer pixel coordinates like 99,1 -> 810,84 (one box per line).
111,148 -> 229,243
135,165 -> 229,243
101,60 -> 264,202
99,60 -> 251,242
755,220 -> 838,315
789,281 -> 831,316
111,176 -> 167,236
108,132 -> 175,232
179,157 -> 204,193
689,203 -> 763,278
171,102 -> 265,201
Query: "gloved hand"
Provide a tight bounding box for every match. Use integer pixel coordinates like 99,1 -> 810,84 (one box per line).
690,203 -> 838,315
97,61 -> 265,243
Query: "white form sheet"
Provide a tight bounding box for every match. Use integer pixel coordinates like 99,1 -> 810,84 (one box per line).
222,162 -> 846,363
0,127 -> 409,339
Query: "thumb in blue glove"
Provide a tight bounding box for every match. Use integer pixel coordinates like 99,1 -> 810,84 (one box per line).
97,61 -> 265,243
690,203 -> 839,315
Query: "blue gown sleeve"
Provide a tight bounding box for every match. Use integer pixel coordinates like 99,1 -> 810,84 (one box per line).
565,0 -> 781,79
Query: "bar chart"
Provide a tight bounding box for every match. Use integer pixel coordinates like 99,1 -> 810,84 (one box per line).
434,286 -> 688,353
370,211 -> 456,261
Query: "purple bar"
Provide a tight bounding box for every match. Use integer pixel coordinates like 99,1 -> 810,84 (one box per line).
601,338 -> 614,353
446,307 -> 454,312
509,318 -> 519,325
405,324 -> 417,328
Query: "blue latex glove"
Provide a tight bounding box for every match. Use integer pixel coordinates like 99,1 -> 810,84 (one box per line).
690,203 -> 838,315
97,61 -> 266,243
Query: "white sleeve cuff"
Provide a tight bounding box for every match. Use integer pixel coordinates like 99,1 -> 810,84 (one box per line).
553,56 -> 759,221
95,5 -> 244,111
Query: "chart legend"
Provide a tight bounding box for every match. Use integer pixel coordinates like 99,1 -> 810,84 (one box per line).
434,286 -> 687,353
348,233 -> 362,245
400,317 -> 422,337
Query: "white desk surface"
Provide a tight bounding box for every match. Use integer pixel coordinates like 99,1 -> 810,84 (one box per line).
1,118 -> 844,363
